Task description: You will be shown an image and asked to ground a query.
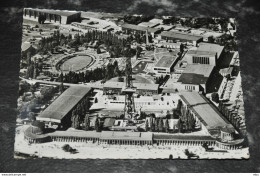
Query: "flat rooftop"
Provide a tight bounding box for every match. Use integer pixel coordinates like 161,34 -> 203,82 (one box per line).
179,92 -> 234,130
137,22 -> 159,28
154,55 -> 178,68
153,134 -> 215,141
25,8 -> 80,17
121,23 -> 161,33
186,50 -> 216,57
197,43 -> 224,59
100,131 -> 153,141
177,64 -> 214,85
182,64 -> 214,77
104,82 -> 159,91
37,86 -> 92,122
160,31 -> 203,42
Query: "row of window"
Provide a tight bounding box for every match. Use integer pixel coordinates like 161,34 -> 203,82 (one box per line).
192,56 -> 210,64
154,68 -> 167,71
185,85 -> 196,90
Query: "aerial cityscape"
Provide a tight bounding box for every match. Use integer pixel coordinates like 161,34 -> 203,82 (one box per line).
15,8 -> 249,159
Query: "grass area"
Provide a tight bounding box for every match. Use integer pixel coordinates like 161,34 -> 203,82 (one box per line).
133,61 -> 148,74
60,55 -> 93,72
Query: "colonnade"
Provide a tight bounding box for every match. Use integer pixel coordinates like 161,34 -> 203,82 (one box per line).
24,135 -> 49,144
99,139 -> 152,145
155,139 -> 216,146
24,134 -> 242,150
216,141 -> 240,150
50,136 -> 98,143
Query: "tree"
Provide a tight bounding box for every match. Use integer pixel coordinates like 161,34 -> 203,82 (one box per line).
145,119 -> 149,132
211,92 -> 219,103
84,113 -> 90,131
177,119 -> 183,133
136,46 -> 142,58
158,118 -> 164,132
97,47 -> 101,54
95,117 -> 100,132
149,118 -> 154,132
180,43 -> 185,53
154,118 -> 159,132
165,119 -> 169,133
38,13 -> 46,24
33,65 -> 38,79
74,115 -> 80,129
59,72 -> 64,93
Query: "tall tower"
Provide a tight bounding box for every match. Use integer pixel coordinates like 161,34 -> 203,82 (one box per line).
122,52 -> 136,120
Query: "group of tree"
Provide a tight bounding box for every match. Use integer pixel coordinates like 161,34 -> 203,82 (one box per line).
38,29 -> 138,59
94,117 -> 103,132
71,97 -> 91,129
40,85 -> 59,103
57,59 -> 125,84
123,15 -> 154,25
218,101 -> 241,129
38,13 -> 46,24
211,92 -> 220,103
162,17 -> 230,32
146,114 -> 170,133
26,62 -> 40,79
175,101 -> 196,133
155,75 -> 168,86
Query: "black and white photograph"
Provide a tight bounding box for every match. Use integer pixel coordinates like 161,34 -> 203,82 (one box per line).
13,8 -> 250,160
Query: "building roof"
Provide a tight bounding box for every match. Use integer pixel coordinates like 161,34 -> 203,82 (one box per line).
178,73 -> 209,85
25,8 -> 80,17
137,22 -> 159,28
104,82 -> 159,91
21,42 -> 35,52
154,55 -> 178,68
197,43 -> 224,59
121,23 -> 161,33
177,64 -> 214,85
160,31 -> 203,42
154,24 -> 174,31
37,86 -> 92,122
179,92 -> 234,131
100,131 -> 153,141
49,130 -> 101,138
104,82 -> 124,89
133,83 -> 159,91
186,50 -> 216,57
182,64 -> 214,77
153,134 -> 215,141
149,18 -> 163,24
103,118 -> 116,127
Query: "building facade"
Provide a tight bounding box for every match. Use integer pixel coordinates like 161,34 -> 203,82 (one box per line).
23,8 -> 81,24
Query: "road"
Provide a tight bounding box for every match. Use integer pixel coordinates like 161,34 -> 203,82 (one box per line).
20,76 -> 95,88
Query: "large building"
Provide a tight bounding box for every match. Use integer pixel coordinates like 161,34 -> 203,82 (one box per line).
103,82 -> 159,96
23,8 -> 81,24
179,92 -> 243,149
36,86 -> 92,128
175,64 -> 215,93
153,54 -> 179,75
158,31 -> 203,46
184,43 -> 224,66
120,23 -> 161,37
